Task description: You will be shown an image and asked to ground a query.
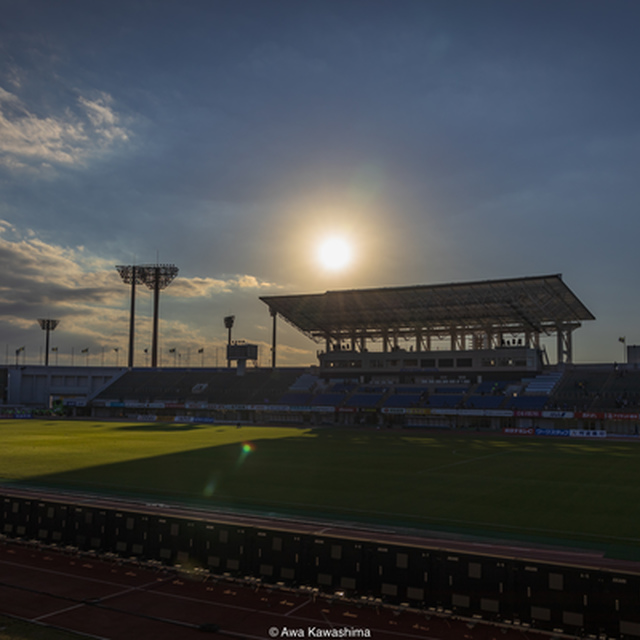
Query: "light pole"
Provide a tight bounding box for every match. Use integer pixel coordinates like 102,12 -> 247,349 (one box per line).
38,319 -> 59,367
224,315 -> 235,368
116,265 -> 145,367
117,263 -> 178,368
141,264 -> 179,368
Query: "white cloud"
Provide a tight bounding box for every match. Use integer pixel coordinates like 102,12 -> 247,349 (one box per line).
0,87 -> 132,171
0,225 -> 290,364
78,94 -> 129,142
168,274 -> 279,298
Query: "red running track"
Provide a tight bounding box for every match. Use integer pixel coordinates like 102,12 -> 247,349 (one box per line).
0,539 -> 554,640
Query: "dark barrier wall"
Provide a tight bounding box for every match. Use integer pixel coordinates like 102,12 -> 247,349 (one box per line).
2,492 -> 639,638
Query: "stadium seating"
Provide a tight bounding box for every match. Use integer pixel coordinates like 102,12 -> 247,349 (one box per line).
330,382 -> 358,394
277,391 -> 314,405
464,395 -> 505,410
288,373 -> 320,391
311,392 -> 347,407
345,393 -> 385,408
425,394 -> 464,408
86,363 -> 640,427
92,368 -> 304,405
383,393 -> 423,408
504,395 -> 549,410
474,380 -> 508,395
522,372 -> 563,395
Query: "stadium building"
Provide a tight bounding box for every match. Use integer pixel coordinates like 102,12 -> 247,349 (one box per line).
260,273 -> 593,374
4,274 -> 640,437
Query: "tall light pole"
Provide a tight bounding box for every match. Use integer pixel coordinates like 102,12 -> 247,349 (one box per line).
224,315 -> 235,368
141,264 -> 179,368
116,265 -> 145,368
116,263 -> 178,368
38,319 -> 59,367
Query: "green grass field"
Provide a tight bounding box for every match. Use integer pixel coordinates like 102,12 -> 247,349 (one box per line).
2,419 -> 640,559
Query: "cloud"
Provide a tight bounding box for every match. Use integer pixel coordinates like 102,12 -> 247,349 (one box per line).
0,87 -> 132,171
0,225 -> 287,362
168,274 -> 279,298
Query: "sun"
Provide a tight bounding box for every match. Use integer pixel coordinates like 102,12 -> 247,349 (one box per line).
317,236 -> 353,271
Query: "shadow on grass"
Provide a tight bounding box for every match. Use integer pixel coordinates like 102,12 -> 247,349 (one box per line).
11,427 -> 640,561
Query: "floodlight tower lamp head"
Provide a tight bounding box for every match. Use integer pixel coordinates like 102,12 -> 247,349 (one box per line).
115,265 -> 146,285
139,264 -> 179,290
38,319 -> 59,331
38,318 -> 59,367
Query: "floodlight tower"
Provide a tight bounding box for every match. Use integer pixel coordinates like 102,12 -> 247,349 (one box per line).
139,264 -> 179,368
116,265 -> 145,367
38,319 -> 59,367
224,315 -> 235,368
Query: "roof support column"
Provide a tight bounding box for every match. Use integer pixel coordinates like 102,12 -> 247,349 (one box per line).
525,330 -> 540,350
382,328 -> 389,353
415,327 -> 422,353
557,323 -> 574,364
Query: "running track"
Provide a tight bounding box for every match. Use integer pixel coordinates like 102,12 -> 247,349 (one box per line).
0,539 -> 551,640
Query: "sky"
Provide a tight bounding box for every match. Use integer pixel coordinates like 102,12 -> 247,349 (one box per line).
1,0 -> 639,368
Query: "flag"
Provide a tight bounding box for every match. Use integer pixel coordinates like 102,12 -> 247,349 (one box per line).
169,348 -> 176,353
619,337 -> 626,344
198,348 -> 204,354
81,348 -> 89,354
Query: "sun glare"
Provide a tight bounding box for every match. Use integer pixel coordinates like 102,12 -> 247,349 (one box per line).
317,236 -> 353,271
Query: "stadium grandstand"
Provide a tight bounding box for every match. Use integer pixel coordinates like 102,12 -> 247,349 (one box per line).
5,273 -> 640,436
260,273 -> 595,370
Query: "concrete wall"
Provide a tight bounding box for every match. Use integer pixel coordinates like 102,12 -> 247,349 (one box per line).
6,365 -> 125,407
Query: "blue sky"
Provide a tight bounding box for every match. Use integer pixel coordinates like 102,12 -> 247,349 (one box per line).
1,0 -> 639,367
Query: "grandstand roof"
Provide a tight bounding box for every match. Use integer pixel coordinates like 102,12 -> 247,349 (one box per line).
260,275 -> 595,341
